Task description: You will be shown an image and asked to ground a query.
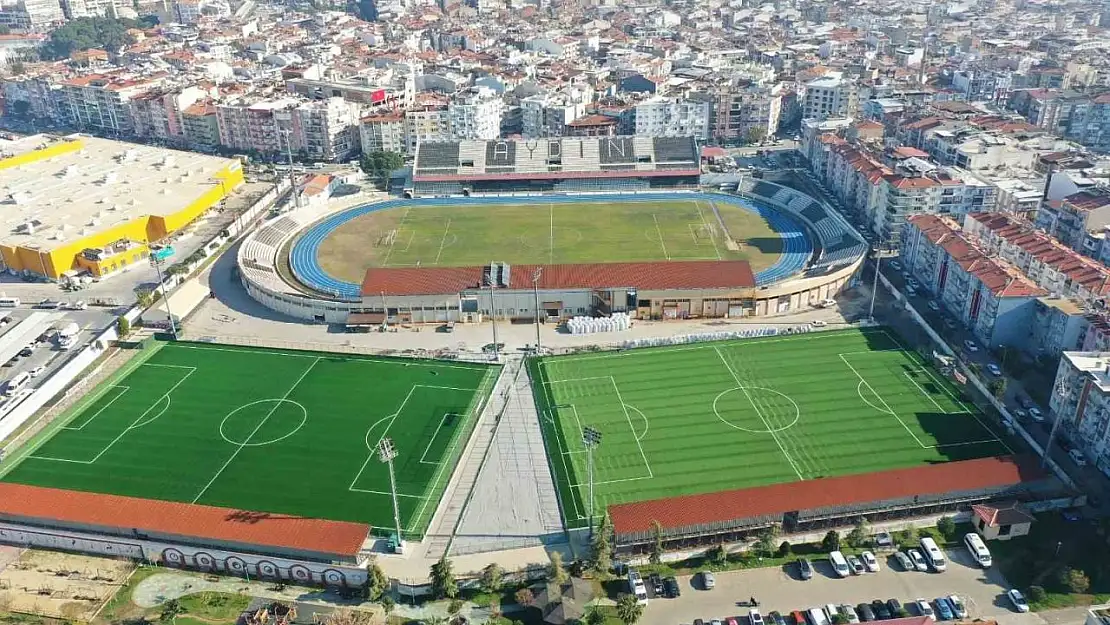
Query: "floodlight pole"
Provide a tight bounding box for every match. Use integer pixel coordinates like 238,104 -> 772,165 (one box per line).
378,437 -> 404,551
583,426 -> 602,534
868,241 -> 884,321
532,267 -> 543,354
279,128 -> 301,209
150,251 -> 178,339
487,278 -> 499,359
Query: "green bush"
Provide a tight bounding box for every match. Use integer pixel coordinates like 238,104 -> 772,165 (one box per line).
1029,586 -> 1046,602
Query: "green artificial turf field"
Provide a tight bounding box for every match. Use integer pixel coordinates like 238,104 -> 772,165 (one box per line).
529,327 -> 1011,529
0,342 -> 500,537
315,198 -> 784,283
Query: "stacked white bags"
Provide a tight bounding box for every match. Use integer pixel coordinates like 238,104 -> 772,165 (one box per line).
566,312 -> 633,335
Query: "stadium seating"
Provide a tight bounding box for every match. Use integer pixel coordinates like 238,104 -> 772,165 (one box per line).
416,142 -> 461,173
652,137 -> 698,165
597,137 -> 638,164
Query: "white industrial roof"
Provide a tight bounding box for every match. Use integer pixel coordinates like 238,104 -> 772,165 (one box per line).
0,134 -> 239,252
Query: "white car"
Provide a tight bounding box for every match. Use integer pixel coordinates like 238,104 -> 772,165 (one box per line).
28,366 -> 45,378
749,609 -> 765,625
890,260 -> 902,271
987,363 -> 1002,376
1030,408 -> 1045,423
860,551 -> 880,572
1007,589 -> 1030,612
915,599 -> 935,620
947,595 -> 968,619
894,551 -> 913,571
927,301 -> 940,311
811,320 -> 828,327
839,605 -> 860,624
908,549 -> 929,572
964,340 -> 979,353
701,571 -> 716,589
1070,448 -> 1088,467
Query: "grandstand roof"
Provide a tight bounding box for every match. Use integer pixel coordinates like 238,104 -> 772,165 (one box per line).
361,260 -> 754,296
0,483 -> 370,559
608,455 -> 1048,537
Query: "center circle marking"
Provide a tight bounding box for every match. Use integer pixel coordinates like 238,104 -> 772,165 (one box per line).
712,386 -> 800,434
220,399 -> 308,446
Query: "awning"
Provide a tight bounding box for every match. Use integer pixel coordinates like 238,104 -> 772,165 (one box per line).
541,301 -> 563,308
347,312 -> 385,325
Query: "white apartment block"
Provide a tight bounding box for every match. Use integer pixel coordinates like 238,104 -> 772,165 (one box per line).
55,74 -> 162,136
404,101 -> 450,154
291,98 -> 360,162
803,73 -> 859,121
216,99 -> 295,155
448,87 -> 503,141
0,0 -> 64,31
520,91 -> 590,138
61,0 -> 118,18
633,97 -> 711,139
1050,352 -> 1110,478
130,86 -> 207,145
360,112 -> 405,155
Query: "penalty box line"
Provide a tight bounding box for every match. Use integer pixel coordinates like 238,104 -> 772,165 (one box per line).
542,377 -> 653,478
59,362 -> 196,433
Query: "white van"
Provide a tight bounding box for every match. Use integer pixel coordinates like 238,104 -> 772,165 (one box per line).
0,296 -> 20,308
919,537 -> 947,572
963,532 -> 992,568
4,371 -> 30,396
829,551 -> 850,578
807,608 -> 830,625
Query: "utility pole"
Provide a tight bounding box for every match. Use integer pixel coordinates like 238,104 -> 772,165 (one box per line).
150,248 -> 177,339
583,426 -> 602,534
380,290 -> 389,328
532,267 -> 543,354
378,437 -> 404,553
485,270 -> 499,359
279,128 -> 301,209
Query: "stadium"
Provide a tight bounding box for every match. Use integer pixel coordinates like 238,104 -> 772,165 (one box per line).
240,136 -> 870,325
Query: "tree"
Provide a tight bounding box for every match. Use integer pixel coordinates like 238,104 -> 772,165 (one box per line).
936,516 -> 956,540
1060,568 -> 1090,594
745,126 -> 768,146
708,543 -> 728,565
821,531 -> 841,553
754,527 -> 779,557
897,525 -> 918,547
159,600 -> 184,623
847,518 -> 871,548
359,150 -> 404,189
615,594 -> 644,625
591,513 -> 612,574
44,16 -> 144,60
430,556 -> 458,599
650,520 -> 664,565
1028,585 -> 1046,602
480,563 -> 504,594
117,315 -> 131,337
380,596 -> 395,618
447,599 -> 464,617
365,563 -> 388,601
778,541 -> 792,557
585,606 -> 606,625
989,377 -> 1007,400
548,550 -> 568,584
514,588 -> 534,608
9,60 -> 25,75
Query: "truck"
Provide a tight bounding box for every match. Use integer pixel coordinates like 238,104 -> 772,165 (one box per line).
56,322 -> 80,349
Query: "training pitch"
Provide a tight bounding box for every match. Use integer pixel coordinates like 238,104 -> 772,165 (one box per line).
315,198 -> 784,282
529,327 -> 1011,529
0,342 -> 499,536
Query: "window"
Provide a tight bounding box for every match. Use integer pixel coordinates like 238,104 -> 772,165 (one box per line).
577,307 -> 586,314
998,524 -> 1012,536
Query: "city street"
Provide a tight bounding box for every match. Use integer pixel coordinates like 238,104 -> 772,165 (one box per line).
640,548 -> 1044,625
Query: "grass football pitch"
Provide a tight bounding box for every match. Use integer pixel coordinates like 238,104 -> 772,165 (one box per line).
0,342 -> 500,537
529,327 -> 1011,529
315,198 -> 784,283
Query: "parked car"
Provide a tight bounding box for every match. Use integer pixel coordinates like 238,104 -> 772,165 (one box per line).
18,347 -> 32,358
797,558 -> 814,580
861,551 -> 880,572
964,340 -> 979,353
711,619 -> 723,625
648,573 -> 663,595
933,598 -> 953,621
1007,589 -> 1030,613
847,554 -> 865,575
694,619 -> 705,625
1070,448 -> 1088,467
790,611 -> 807,625
928,301 -> 940,311
890,260 -> 902,271
856,604 -> 875,622
28,365 -> 45,378
915,599 -> 935,620
811,320 -> 828,327
726,618 -> 739,625
894,551 -> 913,571
947,596 -> 967,619
870,600 -> 892,620
838,605 -> 860,624
987,363 -> 1002,376
886,599 -> 903,617
700,571 -> 716,590
750,609 -> 765,625
663,576 -> 679,598
907,549 -> 929,572
768,611 -> 787,625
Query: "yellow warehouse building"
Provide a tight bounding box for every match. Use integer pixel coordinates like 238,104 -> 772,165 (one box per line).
0,134 -> 244,280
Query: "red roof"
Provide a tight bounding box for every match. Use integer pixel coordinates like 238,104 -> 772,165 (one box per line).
362,261 -> 755,296
609,455 -> 1047,536
0,483 -> 369,558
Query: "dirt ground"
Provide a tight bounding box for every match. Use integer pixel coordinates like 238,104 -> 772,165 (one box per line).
0,550 -> 134,620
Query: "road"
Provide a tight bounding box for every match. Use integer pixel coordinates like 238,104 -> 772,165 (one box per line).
641,547 -> 1046,625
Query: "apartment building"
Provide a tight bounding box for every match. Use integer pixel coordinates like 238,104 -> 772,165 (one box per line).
1035,188 -> 1110,252
633,96 -> 711,139
181,101 -> 219,148
1049,352 -> 1110,477
0,0 -> 64,31
448,86 -> 503,141
55,74 -> 163,136
404,94 -> 450,153
901,214 -> 1047,348
802,73 -> 859,121
129,86 -> 207,145
216,98 -> 295,155
360,111 -> 405,154
963,212 -> 1110,304
520,92 -> 589,139
709,80 -> 783,143
291,97 -> 360,162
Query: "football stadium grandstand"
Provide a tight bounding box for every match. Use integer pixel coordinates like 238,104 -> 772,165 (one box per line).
405,136 -> 700,197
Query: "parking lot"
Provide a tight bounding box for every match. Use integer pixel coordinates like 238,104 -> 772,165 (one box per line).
640,547 -> 1045,625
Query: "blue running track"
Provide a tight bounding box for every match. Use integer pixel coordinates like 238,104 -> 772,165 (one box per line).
289,192 -> 813,300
